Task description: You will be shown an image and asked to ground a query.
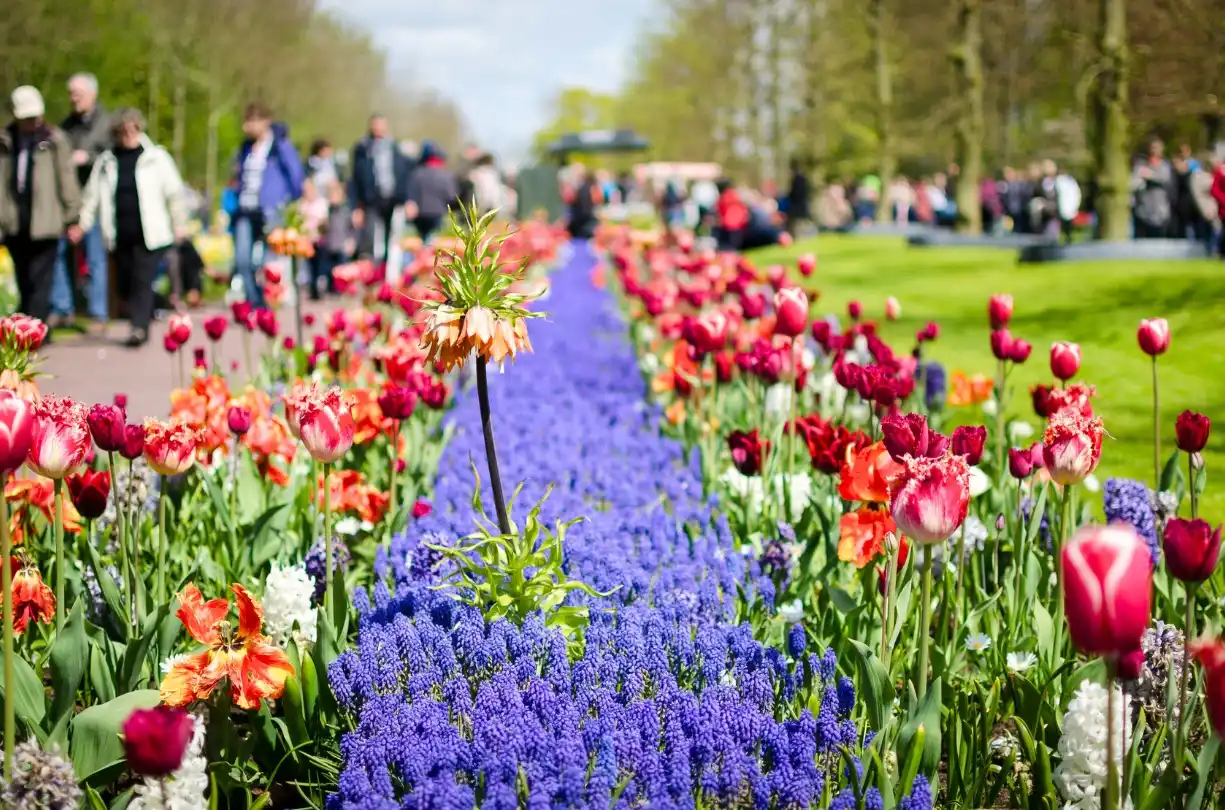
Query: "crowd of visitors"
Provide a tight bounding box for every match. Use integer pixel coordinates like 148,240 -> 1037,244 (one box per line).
1,76 -> 517,348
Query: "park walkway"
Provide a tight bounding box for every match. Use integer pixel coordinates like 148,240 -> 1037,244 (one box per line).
36,300 -> 331,421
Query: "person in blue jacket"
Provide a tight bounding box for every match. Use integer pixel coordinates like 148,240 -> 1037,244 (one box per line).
229,101 -> 304,306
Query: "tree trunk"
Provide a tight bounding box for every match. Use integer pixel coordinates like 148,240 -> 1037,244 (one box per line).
1091,0 -> 1130,241
172,69 -> 187,169
871,0 -> 895,223
148,59 -> 161,142
952,0 -> 983,234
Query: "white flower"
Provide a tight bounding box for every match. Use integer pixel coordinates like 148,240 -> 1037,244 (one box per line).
130,714 -> 208,810
772,472 -> 812,524
949,515 -> 989,552
846,402 -> 871,424
721,468 -> 765,515
778,599 -> 804,624
968,466 -> 991,497
981,398 -> 998,417
1009,421 -> 1035,440
966,633 -> 992,653
764,384 -> 794,420
801,348 -> 817,371
1055,681 -> 1133,810
814,371 -> 847,414
334,516 -> 362,536
262,563 -> 318,646
1007,652 -> 1038,673
719,670 -> 737,688
160,654 -> 189,676
1082,474 -> 1101,493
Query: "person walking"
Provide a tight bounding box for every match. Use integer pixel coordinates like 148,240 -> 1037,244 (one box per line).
1131,137 -> 1176,239
468,152 -> 506,215
404,141 -> 457,243
230,101 -> 304,307
350,114 -> 412,263
71,108 -> 187,347
785,158 -> 812,237
0,86 -> 81,328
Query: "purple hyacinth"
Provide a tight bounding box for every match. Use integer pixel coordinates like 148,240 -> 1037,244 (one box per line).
1103,477 -> 1160,565
786,624 -> 807,658
305,537 -> 350,604
899,774 -> 935,810
923,361 -> 946,411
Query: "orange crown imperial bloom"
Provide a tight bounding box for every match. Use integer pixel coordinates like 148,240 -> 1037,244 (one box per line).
160,583 -> 294,711
143,418 -> 203,477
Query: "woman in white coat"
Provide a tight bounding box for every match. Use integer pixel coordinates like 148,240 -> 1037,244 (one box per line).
70,107 -> 187,346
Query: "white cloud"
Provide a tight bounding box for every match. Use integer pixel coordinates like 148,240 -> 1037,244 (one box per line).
319,0 -> 659,159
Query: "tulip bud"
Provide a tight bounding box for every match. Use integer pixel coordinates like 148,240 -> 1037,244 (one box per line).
67,469 -> 110,520
847,301 -> 863,321
119,424 -> 145,460
1008,339 -> 1032,364
113,393 -> 127,412
990,329 -> 1013,361
0,390 -> 33,472
1163,518 -> 1222,582
163,334 -> 180,354
950,425 -> 987,466
773,288 -> 809,338
1049,341 -> 1081,381
227,405 -> 253,436
1061,524 -> 1152,657
884,297 -> 901,321
122,705 -> 194,777
797,253 -> 816,277
255,308 -> 278,338
1137,318 -> 1170,356
1007,447 -> 1034,479
728,429 -> 770,476
87,403 -> 126,454
167,314 -> 192,345
1176,410 -> 1211,454
203,315 -> 227,342
1030,384 -> 1053,418
988,294 -> 1013,330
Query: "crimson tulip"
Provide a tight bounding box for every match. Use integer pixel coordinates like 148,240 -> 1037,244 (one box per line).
741,292 -> 767,320
1061,524 -> 1152,657
119,424 -> 145,461
114,393 -> 127,412
1163,518 -> 1222,582
1030,384 -> 1053,418
773,288 -> 809,337
1137,318 -> 1170,356
227,405 -> 252,436
377,386 -> 417,421
87,403 -> 126,454
728,429 -> 769,476
1118,646 -> 1146,681
797,253 -> 816,276
122,705 -> 194,777
881,412 -> 948,463
163,334 -> 180,354
203,315 -> 227,342
255,308 -> 279,338
1008,338 -> 1032,364
1007,447 -> 1034,479
67,469 -> 111,520
412,499 -> 432,519
688,311 -> 729,355
988,294 -> 1013,330
1176,411 -> 1210,454
167,313 -> 192,345
847,301 -> 863,321
950,425 -> 986,466
1049,341 -> 1081,381
990,329 -> 1013,361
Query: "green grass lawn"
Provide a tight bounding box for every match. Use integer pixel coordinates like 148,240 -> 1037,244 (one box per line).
748,235 -> 1225,521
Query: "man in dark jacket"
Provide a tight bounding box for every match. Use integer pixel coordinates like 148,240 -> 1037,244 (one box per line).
785,158 -> 811,237
50,72 -> 111,332
230,101 -> 305,307
350,114 -> 412,262
404,141 -> 458,243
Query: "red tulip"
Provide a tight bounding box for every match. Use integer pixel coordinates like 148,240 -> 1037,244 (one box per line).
412,499 -> 432,519
143,419 -> 202,476
67,469 -> 111,520
119,424 -> 145,461
377,386 -> 417,421
1,314 -> 48,352
163,334 -> 180,354
255,308 -> 279,338
1046,382 -> 1097,418
231,301 -> 254,330
1163,518 -> 1222,582
1008,447 -> 1034,479
167,313 -> 192,345
797,253 -> 816,277
304,313 -> 317,327
988,294 -> 1013,330
1049,341 -> 1081,381
916,321 -> 939,343
27,395 -> 90,479
1137,318 -> 1170,356
1008,338 -> 1032,364
880,412 -> 948,463
1118,646 -> 1146,681
87,403 -> 126,454
114,393 -> 127,412
811,320 -> 833,351
122,705 -> 194,777
203,315 -> 227,342
888,450 -> 970,544
1176,411 -> 1211,454
728,429 -> 770,476
192,347 -> 207,369
773,288 -> 809,338
950,425 -> 986,466
990,329 -> 1013,361
297,387 -> 355,463
741,292 -> 767,320
282,337 -> 295,352
0,390 -> 33,472
1030,384 -> 1053,418
714,352 -> 734,383
1042,408 -> 1104,485
847,301 -> 863,321
227,405 -> 252,436
1061,524 -> 1152,657
688,311 -> 729,355
264,265 -> 283,285
1191,639 -> 1225,739
419,378 -> 448,410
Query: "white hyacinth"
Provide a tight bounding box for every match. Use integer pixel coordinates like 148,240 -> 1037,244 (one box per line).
763,383 -> 794,420
778,599 -> 804,624
262,563 -> 318,646
130,714 -> 208,810
1055,681 -> 1133,810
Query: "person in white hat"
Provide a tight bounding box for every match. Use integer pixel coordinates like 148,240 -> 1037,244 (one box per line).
0,86 -> 82,329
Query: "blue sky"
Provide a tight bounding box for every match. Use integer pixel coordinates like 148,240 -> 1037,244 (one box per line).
319,0 -> 660,160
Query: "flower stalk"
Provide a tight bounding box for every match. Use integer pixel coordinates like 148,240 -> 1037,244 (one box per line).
53,477 -> 64,626
324,461 -> 334,609
477,357 -> 511,536
1,494 -> 13,777
157,475 -> 168,606
1151,356 -> 1160,490
915,544 -> 934,699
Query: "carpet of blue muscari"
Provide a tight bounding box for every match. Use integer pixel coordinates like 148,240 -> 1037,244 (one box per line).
328,244 -> 928,809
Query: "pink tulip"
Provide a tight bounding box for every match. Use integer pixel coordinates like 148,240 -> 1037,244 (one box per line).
797,253 -> 816,277
773,288 -> 809,338
1049,341 -> 1081,381
0,390 -> 33,472
27,395 -> 90,479
1042,408 -> 1105,485
988,294 -> 1013,330
167,314 -> 192,346
1061,524 -> 1152,657
885,296 -> 901,321
1137,318 -> 1170,356
297,387 -> 355,463
688,311 -> 729,355
888,450 -> 970,544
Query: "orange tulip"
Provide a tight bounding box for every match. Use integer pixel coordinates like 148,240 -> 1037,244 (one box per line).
160,583 -> 294,710
8,557 -> 55,634
837,506 -> 899,568
838,442 -> 902,504
947,371 -> 994,408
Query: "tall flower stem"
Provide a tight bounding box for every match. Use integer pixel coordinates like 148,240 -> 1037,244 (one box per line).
1,494 -> 14,777
476,357 -> 511,536
915,544 -> 934,699
129,459 -> 143,628
388,420 -> 400,541
1105,669 -> 1120,810
1189,454 -> 1198,518
1151,357 -> 1160,490
157,475 -> 168,606
323,461 -> 334,609
53,478 -> 64,626
108,451 -> 133,634
881,537 -> 900,668
1053,486 -> 1073,657
1177,582 -> 1197,767
995,359 -> 1007,483
230,439 -> 240,568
